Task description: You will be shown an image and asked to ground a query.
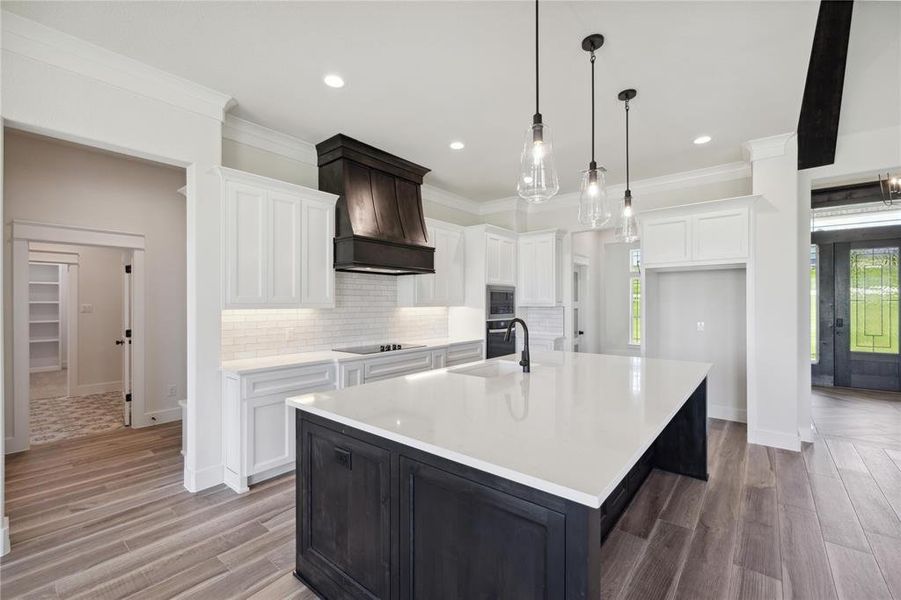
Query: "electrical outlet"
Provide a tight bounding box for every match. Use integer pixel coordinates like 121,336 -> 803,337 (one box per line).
167,384 -> 177,398
80,304 -> 93,313
696,321 -> 705,332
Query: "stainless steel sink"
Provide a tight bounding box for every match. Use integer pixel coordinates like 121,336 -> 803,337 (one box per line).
448,360 -> 534,379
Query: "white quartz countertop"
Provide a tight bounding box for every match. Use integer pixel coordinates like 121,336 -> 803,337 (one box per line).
286,351 -> 711,508
221,338 -> 482,375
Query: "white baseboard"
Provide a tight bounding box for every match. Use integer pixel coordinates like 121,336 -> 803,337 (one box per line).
183,463 -> 223,493
748,427 -> 801,452
144,405 -> 183,426
708,404 -> 747,423
224,468 -> 249,494
1,516 -> 9,557
798,424 -> 815,444
4,435 -> 28,455
74,380 -> 122,396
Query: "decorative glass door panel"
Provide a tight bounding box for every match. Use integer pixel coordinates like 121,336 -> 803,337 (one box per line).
849,247 -> 899,354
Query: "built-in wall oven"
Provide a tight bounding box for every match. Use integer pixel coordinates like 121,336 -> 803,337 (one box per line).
486,286 -> 516,358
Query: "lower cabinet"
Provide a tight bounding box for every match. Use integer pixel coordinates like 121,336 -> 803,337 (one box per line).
222,362 -> 338,493
296,413 -> 573,600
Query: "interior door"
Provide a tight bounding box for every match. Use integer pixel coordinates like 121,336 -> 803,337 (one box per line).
121,255 -> 133,425
572,264 -> 586,352
834,240 -> 901,391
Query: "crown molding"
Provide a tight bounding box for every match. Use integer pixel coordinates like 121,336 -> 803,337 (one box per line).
1,10 -> 234,122
420,184 -> 482,215
743,132 -> 796,162
523,160 -> 752,214
222,115 -> 318,165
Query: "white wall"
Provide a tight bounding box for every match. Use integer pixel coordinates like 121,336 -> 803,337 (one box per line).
222,138 -> 317,189
648,269 -> 747,422
2,10 -> 227,492
71,245 -> 123,393
4,130 -> 186,413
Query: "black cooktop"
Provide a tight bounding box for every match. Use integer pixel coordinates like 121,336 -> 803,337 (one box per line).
333,343 -> 426,355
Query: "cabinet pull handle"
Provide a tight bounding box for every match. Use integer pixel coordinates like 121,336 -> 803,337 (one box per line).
335,447 -> 352,470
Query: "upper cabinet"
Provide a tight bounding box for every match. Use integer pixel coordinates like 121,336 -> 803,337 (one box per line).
486,230 -> 517,286
397,219 -> 465,307
517,230 -> 563,307
639,196 -> 757,269
218,167 -> 338,309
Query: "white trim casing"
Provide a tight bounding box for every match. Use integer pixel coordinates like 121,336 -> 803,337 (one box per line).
748,427 -> 801,452
1,11 -> 234,122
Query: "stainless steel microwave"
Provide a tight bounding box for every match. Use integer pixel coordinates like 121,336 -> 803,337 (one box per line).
486,285 -> 515,320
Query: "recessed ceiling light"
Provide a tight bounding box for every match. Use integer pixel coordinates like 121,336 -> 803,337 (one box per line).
693,135 -> 712,145
323,74 -> 345,88
449,141 -> 465,150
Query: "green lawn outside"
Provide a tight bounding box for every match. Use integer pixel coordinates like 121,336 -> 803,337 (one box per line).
849,248 -> 900,354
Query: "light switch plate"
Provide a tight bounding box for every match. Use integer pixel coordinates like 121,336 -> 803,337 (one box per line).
80,304 -> 93,314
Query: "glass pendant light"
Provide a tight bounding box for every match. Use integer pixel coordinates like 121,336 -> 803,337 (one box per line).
578,34 -> 612,229
617,89 -> 639,242
879,173 -> 901,206
517,0 -> 559,204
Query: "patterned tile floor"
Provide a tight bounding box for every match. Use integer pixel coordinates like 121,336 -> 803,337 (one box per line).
29,390 -> 124,445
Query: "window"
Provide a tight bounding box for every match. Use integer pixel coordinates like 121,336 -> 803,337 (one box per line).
629,249 -> 641,346
811,245 -> 818,363
850,246 -> 900,354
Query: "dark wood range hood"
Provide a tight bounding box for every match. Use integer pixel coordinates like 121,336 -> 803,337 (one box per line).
316,134 -> 435,275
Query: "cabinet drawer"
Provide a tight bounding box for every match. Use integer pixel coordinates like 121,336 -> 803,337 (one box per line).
446,342 -> 483,366
364,351 -> 433,382
242,363 -> 337,399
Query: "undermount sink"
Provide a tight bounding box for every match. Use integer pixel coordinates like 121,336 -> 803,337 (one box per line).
449,360 -> 535,379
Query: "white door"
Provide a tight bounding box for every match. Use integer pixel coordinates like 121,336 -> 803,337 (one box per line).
572,263 -> 587,352
121,255 -> 133,426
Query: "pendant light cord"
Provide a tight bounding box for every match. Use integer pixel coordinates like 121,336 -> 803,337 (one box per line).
625,99 -> 630,192
590,51 -> 596,164
535,0 -> 540,115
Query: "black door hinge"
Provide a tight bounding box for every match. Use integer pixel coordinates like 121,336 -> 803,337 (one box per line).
125,329 -> 132,338
125,265 -> 132,274
125,393 -> 132,402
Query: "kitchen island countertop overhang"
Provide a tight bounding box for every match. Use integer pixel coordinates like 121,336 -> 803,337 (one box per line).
286,351 -> 712,509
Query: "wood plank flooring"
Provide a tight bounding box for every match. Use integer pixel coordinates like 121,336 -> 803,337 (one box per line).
2,386 -> 900,599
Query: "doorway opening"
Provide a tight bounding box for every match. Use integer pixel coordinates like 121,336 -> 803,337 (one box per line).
26,245 -> 134,445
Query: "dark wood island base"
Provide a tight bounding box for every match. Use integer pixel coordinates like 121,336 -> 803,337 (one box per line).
294,378 -> 708,599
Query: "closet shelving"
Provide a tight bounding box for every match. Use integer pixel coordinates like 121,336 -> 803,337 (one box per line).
29,263 -> 63,373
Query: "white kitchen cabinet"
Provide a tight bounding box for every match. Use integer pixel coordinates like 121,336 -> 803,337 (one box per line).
517,230 -> 563,307
339,360 -> 364,388
363,350 -> 435,383
397,219 -> 465,307
222,361 -> 338,493
486,230 -> 517,286
640,197 -> 755,269
445,341 -> 483,366
219,167 -> 337,309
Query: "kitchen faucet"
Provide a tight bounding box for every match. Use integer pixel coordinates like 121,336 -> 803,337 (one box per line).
504,318 -> 530,373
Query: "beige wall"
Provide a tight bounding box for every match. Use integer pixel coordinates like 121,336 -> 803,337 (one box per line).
222,139 -> 317,188
4,129 -> 187,417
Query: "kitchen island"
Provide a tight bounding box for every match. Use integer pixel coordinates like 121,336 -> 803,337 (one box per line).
287,351 -> 711,599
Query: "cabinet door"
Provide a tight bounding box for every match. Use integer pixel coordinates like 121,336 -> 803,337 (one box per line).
487,233 -> 517,286
445,228 -> 465,306
399,457 -> 565,600
224,181 -> 268,306
268,190 -> 302,305
363,351 -> 433,382
691,208 -> 749,261
299,422 -> 392,599
486,234 -> 501,283
641,216 -> 691,266
446,342 -> 483,366
340,361 -> 364,388
244,394 -> 295,475
301,199 -> 336,307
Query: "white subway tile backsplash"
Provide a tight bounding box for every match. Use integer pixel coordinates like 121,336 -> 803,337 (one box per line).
517,306 -> 564,336
220,272 -> 448,360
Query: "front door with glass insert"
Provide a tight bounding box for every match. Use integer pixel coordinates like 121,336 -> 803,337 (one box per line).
834,240 -> 901,390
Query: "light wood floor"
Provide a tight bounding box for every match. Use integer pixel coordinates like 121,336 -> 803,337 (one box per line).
2,387 -> 900,599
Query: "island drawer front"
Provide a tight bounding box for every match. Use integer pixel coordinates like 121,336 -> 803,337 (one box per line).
242,363 -> 337,399
445,342 -> 483,366
363,351 -> 433,382
299,421 -> 392,600
398,457 -> 566,600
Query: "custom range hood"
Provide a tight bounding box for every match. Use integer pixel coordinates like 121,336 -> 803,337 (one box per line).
317,134 -> 434,275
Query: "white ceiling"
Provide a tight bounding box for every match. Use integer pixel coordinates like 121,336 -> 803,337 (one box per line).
2,1 -> 840,200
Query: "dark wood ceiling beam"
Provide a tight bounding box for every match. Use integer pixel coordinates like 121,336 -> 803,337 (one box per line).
811,181 -> 883,209
797,1 -> 855,170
